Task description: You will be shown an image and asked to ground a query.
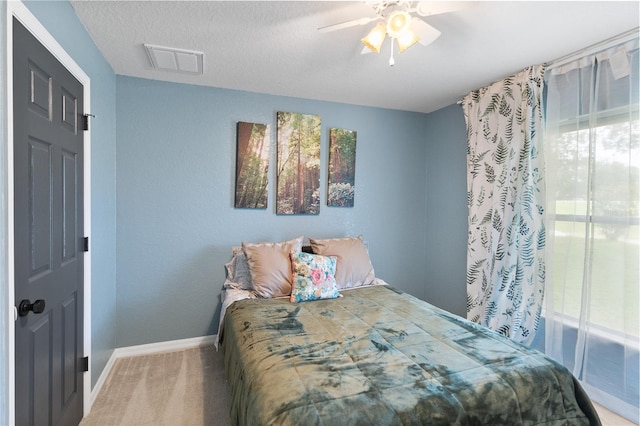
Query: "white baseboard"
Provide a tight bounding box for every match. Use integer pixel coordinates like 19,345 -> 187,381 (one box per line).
90,350 -> 117,408
89,335 -> 218,408
113,335 -> 218,358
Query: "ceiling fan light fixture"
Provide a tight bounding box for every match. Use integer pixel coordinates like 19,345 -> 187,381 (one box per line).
321,0 -> 455,64
386,10 -> 412,38
361,22 -> 386,53
397,30 -> 420,52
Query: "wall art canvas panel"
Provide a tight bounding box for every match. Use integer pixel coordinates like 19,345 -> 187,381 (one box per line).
276,111 -> 321,215
327,128 -> 357,207
235,121 -> 270,209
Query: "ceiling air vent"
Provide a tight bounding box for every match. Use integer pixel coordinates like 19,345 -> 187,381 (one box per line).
144,44 -> 204,74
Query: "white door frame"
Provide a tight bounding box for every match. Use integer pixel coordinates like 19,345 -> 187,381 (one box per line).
5,1 -> 92,423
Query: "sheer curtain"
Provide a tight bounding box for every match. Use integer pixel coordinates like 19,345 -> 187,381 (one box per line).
544,32 -> 639,422
463,65 -> 546,346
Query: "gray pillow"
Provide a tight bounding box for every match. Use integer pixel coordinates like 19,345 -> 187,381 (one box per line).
224,248 -> 253,290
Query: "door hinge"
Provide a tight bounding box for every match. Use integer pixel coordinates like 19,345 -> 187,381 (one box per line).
83,237 -> 89,252
81,356 -> 89,372
82,113 -> 94,131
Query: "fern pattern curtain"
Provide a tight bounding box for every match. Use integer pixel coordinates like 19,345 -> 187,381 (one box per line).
462,65 -> 546,345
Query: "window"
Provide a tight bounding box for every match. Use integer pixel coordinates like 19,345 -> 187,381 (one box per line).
552,114 -> 639,336
543,35 -> 639,422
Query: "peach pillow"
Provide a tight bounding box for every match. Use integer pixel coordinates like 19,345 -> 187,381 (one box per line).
242,236 -> 303,298
308,235 -> 375,289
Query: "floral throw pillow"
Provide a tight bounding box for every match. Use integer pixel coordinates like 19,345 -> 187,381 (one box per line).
290,251 -> 341,303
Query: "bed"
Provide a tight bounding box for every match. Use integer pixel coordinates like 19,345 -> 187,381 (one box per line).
217,236 -> 600,425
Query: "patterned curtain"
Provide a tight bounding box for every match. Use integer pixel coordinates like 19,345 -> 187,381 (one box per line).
462,65 -> 546,345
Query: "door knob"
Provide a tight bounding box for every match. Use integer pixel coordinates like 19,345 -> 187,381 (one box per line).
18,299 -> 46,317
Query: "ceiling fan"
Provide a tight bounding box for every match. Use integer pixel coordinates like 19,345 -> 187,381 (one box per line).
319,1 -> 466,66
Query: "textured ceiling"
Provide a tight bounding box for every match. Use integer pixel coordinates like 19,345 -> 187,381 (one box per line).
70,1 -> 639,113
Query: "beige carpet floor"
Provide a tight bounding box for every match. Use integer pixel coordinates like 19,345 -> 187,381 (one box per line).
80,345 -> 231,426
81,344 -> 635,426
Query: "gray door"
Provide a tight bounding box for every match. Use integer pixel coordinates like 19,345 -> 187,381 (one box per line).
13,18 -> 84,426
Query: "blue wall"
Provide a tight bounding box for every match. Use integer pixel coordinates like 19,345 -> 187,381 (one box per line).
423,104 -> 468,317
115,76 -> 432,347
22,0 -> 118,388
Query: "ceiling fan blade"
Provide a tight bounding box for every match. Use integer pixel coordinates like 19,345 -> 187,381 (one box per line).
318,16 -> 379,33
413,1 -> 469,17
412,18 -> 441,46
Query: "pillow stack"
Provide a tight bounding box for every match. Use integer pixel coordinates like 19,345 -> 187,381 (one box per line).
230,235 -> 376,303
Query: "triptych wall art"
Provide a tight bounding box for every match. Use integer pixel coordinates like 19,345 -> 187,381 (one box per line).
234,112 -> 357,215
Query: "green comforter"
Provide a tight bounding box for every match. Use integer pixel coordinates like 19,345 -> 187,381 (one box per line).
221,285 -> 600,425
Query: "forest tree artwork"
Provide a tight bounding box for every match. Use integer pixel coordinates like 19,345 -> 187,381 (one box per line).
235,121 -> 270,209
328,128 -> 357,207
276,111 -> 321,215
